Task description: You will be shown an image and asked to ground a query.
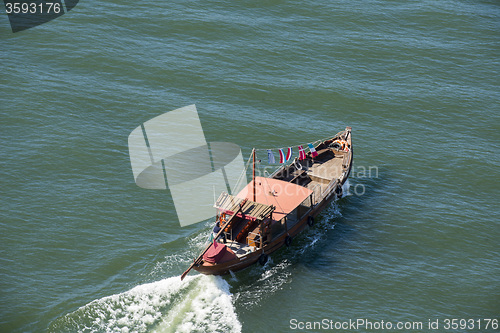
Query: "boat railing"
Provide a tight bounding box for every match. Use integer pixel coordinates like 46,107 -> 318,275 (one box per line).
283,193 -> 315,231
310,184 -> 322,205
317,179 -> 339,203
343,151 -> 351,169
299,196 -> 313,220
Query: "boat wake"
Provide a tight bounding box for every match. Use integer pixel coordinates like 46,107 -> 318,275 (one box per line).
49,275 -> 241,333
50,182 -> 350,332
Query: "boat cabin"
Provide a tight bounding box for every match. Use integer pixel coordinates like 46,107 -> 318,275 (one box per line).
214,177 -> 314,256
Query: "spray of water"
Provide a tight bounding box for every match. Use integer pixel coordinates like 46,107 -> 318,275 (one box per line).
49,275 -> 241,333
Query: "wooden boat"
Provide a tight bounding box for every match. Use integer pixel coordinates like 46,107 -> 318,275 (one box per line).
181,127 -> 352,280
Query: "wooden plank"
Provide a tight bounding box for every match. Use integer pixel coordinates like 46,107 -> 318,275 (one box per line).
215,192 -> 274,220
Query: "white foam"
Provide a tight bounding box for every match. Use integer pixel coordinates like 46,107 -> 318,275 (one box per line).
50,275 -> 241,333
154,275 -> 241,333
341,179 -> 351,197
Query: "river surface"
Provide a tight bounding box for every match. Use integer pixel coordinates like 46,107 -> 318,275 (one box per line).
1,1 -> 499,332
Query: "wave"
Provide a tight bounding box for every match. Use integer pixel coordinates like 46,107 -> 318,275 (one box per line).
49,275 -> 241,333
341,179 -> 351,198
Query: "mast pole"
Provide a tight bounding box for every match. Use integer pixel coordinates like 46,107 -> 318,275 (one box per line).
252,148 -> 256,202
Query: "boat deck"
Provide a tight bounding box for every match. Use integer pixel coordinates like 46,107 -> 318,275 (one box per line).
276,148 -> 345,203
307,153 -> 344,183
223,240 -> 257,258
305,150 -> 344,197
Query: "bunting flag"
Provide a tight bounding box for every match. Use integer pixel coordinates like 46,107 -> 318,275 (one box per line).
298,145 -> 306,160
286,147 -> 293,161
308,143 -> 318,157
267,149 -> 275,164
279,149 -> 286,163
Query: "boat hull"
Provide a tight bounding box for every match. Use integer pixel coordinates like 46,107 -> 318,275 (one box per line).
194,248 -> 263,275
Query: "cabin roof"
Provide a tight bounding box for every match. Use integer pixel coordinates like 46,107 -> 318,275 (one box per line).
214,192 -> 274,220
236,177 -> 313,220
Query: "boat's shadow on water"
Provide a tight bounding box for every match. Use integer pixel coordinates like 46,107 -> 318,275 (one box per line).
226,172 -> 392,304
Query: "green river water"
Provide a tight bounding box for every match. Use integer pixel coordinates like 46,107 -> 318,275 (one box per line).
1,1 -> 499,332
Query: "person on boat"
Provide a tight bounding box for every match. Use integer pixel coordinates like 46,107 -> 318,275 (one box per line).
212,213 -> 226,240
213,220 -> 221,238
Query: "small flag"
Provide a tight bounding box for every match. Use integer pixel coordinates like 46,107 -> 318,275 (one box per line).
286,147 -> 293,161
267,149 -> 275,164
308,143 -> 318,157
298,145 -> 306,160
279,149 -> 286,163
